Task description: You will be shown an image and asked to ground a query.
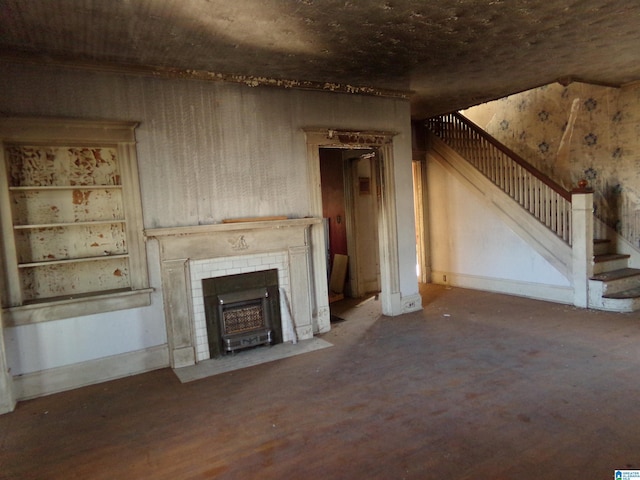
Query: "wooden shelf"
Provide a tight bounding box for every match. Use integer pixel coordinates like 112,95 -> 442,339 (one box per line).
13,219 -> 126,229
9,185 -> 122,190
18,253 -> 130,268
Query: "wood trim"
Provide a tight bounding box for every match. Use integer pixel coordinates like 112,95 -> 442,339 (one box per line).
0,142 -> 21,306
0,117 -> 138,143
2,288 -> 153,327
0,308 -> 16,414
145,218 -> 320,238
12,344 -> 168,401
0,117 -> 150,322
431,271 -> 574,305
304,128 -> 404,317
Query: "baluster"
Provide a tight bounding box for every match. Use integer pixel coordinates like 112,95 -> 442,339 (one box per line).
517,165 -> 524,206
563,199 -> 570,242
485,139 -> 491,177
540,184 -> 545,225
482,138 -> 489,176
515,164 -> 519,201
492,151 -> 497,186
487,143 -> 495,183
504,155 -> 509,191
543,187 -> 549,226
551,194 -> 557,234
547,187 -> 552,227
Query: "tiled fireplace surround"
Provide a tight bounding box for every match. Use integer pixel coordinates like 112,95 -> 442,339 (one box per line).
190,253 -> 289,361
146,218 -> 323,368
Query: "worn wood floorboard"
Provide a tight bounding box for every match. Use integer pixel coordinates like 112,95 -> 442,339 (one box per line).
1,284 -> 640,479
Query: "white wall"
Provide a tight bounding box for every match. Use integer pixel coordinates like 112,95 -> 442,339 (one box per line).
0,62 -> 419,379
428,156 -> 571,300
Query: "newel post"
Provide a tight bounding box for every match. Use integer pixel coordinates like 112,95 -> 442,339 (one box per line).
571,180 -> 594,308
0,308 -> 16,414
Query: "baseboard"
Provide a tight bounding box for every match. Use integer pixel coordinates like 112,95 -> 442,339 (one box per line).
432,271 -> 574,305
13,344 -> 169,401
402,293 -> 423,313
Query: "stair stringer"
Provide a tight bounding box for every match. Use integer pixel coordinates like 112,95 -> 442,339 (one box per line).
429,134 -> 572,283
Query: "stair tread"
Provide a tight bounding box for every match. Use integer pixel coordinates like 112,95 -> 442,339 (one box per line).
594,253 -> 631,263
591,268 -> 640,282
604,286 -> 640,299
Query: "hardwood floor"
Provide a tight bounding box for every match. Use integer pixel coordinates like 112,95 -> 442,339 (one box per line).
1,285 -> 639,479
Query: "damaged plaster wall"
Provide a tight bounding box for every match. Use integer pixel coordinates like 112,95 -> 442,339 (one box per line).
0,62 -> 418,382
462,82 -> 640,250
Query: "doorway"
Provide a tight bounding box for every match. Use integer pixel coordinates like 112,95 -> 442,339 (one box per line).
304,128 -> 403,334
319,148 -> 381,301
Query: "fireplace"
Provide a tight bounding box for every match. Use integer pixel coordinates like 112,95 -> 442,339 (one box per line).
203,269 -> 282,358
145,218 -> 330,368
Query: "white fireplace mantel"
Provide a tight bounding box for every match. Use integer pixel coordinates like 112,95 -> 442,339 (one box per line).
145,218 -> 324,368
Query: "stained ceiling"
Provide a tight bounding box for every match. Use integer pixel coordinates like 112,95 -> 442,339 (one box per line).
1,0 -> 640,119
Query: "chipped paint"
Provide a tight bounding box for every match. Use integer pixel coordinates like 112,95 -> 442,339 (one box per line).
178,68 -> 410,98
15,224 -> 127,264
6,143 -> 130,301
6,146 -> 120,186
12,189 -> 124,225
20,259 -> 130,301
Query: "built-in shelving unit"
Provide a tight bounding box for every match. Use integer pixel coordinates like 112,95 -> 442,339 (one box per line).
0,118 -> 152,325
4,144 -> 132,302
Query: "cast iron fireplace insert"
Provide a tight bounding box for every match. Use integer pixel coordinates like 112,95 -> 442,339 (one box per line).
203,269 -> 282,358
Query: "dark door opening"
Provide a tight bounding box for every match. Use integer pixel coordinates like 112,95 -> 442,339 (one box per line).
319,147 -> 381,306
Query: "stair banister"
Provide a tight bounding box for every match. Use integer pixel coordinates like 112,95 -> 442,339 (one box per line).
427,113 -> 573,245
442,112 -> 571,199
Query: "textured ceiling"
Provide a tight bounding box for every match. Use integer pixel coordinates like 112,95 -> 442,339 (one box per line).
1,0 -> 640,118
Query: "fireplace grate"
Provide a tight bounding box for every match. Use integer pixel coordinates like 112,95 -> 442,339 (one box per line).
217,287 -> 273,353
223,304 -> 265,335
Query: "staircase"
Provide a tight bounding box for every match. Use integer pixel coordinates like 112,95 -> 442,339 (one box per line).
426,112 -> 640,313
589,239 -> 640,312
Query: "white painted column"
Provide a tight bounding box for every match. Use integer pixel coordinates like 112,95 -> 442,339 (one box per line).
571,190 -> 594,308
0,308 -> 16,414
288,245 -> 315,340
162,258 -> 196,368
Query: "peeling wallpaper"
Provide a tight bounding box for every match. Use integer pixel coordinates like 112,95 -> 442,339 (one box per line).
463,82 -> 640,249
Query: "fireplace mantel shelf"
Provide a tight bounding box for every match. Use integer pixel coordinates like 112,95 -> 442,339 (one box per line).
145,217 -> 321,239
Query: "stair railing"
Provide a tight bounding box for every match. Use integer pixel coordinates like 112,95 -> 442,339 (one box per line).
427,112 -> 573,245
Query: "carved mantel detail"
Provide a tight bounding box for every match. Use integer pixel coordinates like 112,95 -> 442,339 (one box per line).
230,235 -> 249,251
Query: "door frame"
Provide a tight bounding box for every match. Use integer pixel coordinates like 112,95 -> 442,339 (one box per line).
305,128 -> 401,331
